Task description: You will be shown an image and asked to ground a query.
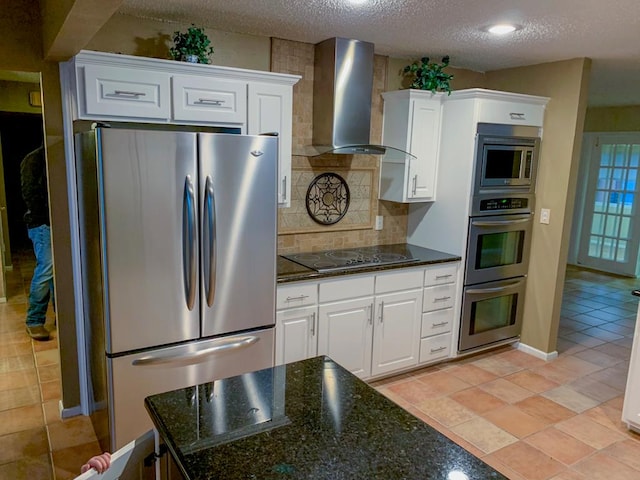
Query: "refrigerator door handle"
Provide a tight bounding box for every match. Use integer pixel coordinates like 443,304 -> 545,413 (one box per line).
182,175 -> 197,310
131,335 -> 260,367
204,175 -> 217,307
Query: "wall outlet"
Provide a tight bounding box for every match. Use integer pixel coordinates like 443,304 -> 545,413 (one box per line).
375,215 -> 384,230
540,208 -> 551,224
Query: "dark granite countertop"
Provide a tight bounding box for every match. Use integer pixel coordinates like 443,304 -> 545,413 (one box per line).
277,244 -> 461,284
145,356 -> 505,480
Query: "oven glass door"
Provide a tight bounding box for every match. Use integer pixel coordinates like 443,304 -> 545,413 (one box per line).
459,277 -> 525,353
465,213 -> 533,285
481,145 -> 534,188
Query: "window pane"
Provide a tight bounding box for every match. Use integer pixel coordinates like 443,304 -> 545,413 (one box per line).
616,240 -> 628,262
588,236 -> 602,257
591,213 -> 604,235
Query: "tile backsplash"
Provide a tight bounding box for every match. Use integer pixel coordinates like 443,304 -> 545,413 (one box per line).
271,38 -> 409,254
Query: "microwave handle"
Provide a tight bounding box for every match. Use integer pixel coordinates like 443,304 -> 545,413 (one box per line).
472,217 -> 531,227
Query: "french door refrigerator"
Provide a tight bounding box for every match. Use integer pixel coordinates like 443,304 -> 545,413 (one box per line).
75,126 -> 277,452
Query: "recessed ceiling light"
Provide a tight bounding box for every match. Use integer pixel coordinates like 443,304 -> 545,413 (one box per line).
488,24 -> 518,35
348,0 -> 367,4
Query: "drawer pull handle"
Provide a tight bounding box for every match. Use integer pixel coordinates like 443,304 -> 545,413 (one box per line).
435,274 -> 452,279
197,98 -> 224,105
430,346 -> 447,353
285,295 -> 309,302
111,90 -> 146,97
434,296 -> 451,302
509,112 -> 526,120
310,312 -> 316,336
432,321 -> 448,327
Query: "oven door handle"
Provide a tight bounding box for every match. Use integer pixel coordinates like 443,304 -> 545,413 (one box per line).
472,218 -> 531,227
466,280 -> 523,294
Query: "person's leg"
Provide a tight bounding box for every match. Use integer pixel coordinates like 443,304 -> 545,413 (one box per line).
26,225 -> 53,340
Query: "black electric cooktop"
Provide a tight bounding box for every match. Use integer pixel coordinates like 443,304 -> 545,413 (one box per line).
281,244 -> 420,272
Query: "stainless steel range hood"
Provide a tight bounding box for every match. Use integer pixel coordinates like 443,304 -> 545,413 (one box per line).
299,37 -> 411,157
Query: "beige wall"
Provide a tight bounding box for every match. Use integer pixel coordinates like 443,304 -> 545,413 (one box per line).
0,0 -> 83,409
0,80 -> 42,114
584,105 -> 640,132
484,58 -> 591,353
86,13 -> 271,71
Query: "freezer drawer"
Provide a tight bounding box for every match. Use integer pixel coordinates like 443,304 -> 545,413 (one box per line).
108,328 -> 275,450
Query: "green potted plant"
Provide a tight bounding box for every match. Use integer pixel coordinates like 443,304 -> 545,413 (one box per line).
402,56 -> 454,94
169,25 -> 214,64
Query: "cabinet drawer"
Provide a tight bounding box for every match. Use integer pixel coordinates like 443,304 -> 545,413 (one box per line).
419,333 -> 452,363
423,284 -> 456,312
82,64 -> 171,119
424,263 -> 457,286
319,276 -> 374,303
375,268 -> 423,294
277,283 -> 317,310
477,99 -> 545,127
421,308 -> 453,337
172,75 -> 247,124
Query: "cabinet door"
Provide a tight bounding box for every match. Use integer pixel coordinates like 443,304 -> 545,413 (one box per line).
371,290 -> 421,376
172,75 -> 247,124
318,297 -> 374,379
248,83 -> 293,207
82,64 -> 171,120
407,97 -> 441,200
275,306 -> 317,366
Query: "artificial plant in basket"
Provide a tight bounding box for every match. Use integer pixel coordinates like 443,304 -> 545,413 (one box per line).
403,56 -> 454,94
169,25 -> 214,64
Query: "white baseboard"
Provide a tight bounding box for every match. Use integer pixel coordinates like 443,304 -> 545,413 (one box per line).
517,342 -> 558,361
60,401 -> 83,419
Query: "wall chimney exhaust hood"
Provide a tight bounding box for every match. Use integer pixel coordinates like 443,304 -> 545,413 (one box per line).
297,37 -> 412,158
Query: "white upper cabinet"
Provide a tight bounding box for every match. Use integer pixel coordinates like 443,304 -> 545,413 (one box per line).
82,64 -> 171,121
172,75 -> 247,124
247,83 -> 294,207
380,89 -> 444,203
61,50 -> 300,207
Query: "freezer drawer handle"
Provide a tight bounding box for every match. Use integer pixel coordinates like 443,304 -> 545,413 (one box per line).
131,336 -> 260,367
204,176 -> 216,307
182,176 -> 197,310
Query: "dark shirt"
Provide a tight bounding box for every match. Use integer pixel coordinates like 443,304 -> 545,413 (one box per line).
20,146 -> 50,229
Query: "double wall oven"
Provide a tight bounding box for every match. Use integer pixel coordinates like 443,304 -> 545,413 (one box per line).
459,123 -> 541,353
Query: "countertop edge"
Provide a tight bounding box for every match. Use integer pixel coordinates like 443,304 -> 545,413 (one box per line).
277,254 -> 461,284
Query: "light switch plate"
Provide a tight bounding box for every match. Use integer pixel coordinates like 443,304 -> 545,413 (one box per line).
540,208 -> 551,224
375,215 -> 384,230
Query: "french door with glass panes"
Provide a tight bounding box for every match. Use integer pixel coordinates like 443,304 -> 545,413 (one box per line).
577,134 -> 640,276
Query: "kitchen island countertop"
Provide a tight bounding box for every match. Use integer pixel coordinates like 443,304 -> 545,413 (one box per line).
277,243 -> 461,283
145,356 -> 506,480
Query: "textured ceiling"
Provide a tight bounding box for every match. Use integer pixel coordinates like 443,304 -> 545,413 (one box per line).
120,0 -> 640,107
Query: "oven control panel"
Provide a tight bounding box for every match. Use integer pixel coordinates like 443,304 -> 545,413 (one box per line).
480,197 -> 529,212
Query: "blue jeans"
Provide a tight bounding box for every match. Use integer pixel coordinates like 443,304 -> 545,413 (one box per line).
26,225 -> 54,327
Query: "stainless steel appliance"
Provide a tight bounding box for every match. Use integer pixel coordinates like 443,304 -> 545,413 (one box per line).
75,125 -> 278,451
282,244 -> 419,272
459,123 -> 541,353
474,123 -> 540,193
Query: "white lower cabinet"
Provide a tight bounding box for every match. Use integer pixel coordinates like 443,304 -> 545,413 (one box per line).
318,297 -> 374,379
418,262 -> 459,364
276,261 -> 459,379
371,289 -> 422,376
275,306 -> 317,366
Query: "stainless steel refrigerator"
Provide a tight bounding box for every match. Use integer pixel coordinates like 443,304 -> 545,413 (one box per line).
75,126 -> 277,452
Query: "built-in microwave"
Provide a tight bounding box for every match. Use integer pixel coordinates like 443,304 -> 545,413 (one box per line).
474,123 -> 541,194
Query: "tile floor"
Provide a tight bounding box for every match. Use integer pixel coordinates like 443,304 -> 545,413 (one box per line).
1,256 -> 639,479
373,265 -> 640,479
0,250 -> 102,480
